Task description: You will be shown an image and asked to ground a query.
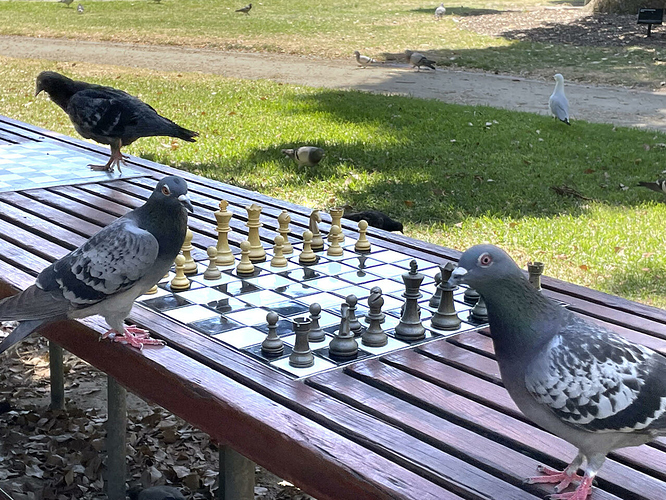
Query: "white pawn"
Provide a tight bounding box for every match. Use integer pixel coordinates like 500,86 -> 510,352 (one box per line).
203,246 -> 222,280
271,235 -> 289,268
237,240 -> 255,275
299,230 -> 317,264
327,225 -> 344,257
354,220 -> 371,253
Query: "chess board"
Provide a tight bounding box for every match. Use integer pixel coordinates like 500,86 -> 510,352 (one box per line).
0,141 -> 144,193
136,240 -> 487,379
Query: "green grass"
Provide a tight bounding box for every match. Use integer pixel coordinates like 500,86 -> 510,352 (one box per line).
3,57 -> 666,306
0,0 -> 664,87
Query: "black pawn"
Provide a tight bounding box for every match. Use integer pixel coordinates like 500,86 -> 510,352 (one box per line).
289,317 -> 314,367
429,271 -> 442,308
430,263 -> 461,331
347,294 -> 364,336
394,260 -> 426,342
469,295 -> 488,324
261,311 -> 284,357
308,303 -> 325,343
463,286 -> 480,305
329,303 -> 358,359
362,287 -> 388,347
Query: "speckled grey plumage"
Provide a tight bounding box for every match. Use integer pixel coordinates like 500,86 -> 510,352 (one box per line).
281,146 -> 325,167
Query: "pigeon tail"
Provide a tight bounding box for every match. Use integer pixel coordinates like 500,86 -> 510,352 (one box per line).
0,320 -> 47,355
638,180 -> 666,193
0,285 -> 69,322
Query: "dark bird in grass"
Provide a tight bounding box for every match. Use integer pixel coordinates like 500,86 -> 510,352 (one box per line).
404,50 -> 436,71
638,179 -> 666,194
343,209 -> 403,233
60,0 -> 73,7
281,146 -> 325,167
235,3 -> 252,14
128,485 -> 186,500
0,176 -> 193,354
452,244 -> 666,500
35,71 -> 199,172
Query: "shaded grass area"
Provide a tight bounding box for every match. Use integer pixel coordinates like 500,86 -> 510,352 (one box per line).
2,58 -> 666,306
0,0 -> 664,87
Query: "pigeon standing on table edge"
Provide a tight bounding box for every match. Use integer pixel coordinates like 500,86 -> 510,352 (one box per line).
450,244 -> 666,500
0,176 -> 194,355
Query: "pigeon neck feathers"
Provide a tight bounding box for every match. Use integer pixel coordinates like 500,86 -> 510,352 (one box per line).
134,190 -> 189,259
35,71 -> 95,113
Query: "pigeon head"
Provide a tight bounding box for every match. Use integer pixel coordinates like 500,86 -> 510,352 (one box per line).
554,73 -> 564,84
451,244 -> 525,297
151,176 -> 194,214
387,219 -> 404,233
35,71 -> 83,111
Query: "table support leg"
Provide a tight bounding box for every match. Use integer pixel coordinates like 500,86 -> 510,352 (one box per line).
218,445 -> 255,499
49,341 -> 65,410
106,376 -> 127,500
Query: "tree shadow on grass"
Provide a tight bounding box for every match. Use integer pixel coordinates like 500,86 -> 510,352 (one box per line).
408,7 -> 505,16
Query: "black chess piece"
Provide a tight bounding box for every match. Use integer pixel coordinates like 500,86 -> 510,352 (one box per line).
261,311 -> 284,357
394,260 -> 426,342
463,286 -> 480,305
469,295 -> 488,324
362,286 -> 388,347
429,271 -> 442,308
329,303 -> 358,359
528,261 -> 545,292
289,317 -> 314,367
346,295 -> 364,336
430,262 -> 462,331
308,303 -> 325,342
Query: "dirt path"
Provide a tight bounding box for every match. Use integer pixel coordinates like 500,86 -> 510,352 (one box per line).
2,35 -> 666,133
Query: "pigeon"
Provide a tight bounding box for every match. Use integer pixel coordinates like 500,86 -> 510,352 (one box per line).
404,50 -> 436,71
128,485 -> 186,500
35,71 -> 199,172
353,51 -> 377,68
549,73 -> 571,125
77,3 -> 84,13
343,209 -> 403,233
235,3 -> 252,14
60,0 -> 73,7
451,244 -> 666,500
281,146 -> 325,167
435,3 -> 446,19
638,180 -> 666,194
0,176 -> 193,354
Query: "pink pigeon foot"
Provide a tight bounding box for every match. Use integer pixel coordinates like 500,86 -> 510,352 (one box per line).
102,325 -> 165,349
524,465 -> 584,492
548,476 -> 594,500
89,149 -> 127,172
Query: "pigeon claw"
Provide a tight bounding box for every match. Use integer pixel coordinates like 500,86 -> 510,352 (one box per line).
524,465 -> 584,491
89,150 -> 128,173
102,326 -> 165,350
548,476 -> 594,500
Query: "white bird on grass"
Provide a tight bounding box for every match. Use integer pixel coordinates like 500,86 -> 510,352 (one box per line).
549,73 -> 571,125
435,3 -> 446,19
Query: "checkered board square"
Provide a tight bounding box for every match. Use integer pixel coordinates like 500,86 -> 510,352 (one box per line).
136,241 -> 486,379
0,141 -> 145,193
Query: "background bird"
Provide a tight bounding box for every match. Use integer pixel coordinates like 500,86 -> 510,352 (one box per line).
235,3 -> 252,14
35,71 -> 199,172
77,3 -> 84,13
404,50 -> 436,71
343,209 -> 403,232
549,73 -> 570,125
60,0 -> 73,7
353,51 -> 377,68
128,485 -> 186,500
638,179 -> 666,194
0,176 -> 193,354
435,3 -> 446,19
281,146 -> 325,167
451,244 -> 666,500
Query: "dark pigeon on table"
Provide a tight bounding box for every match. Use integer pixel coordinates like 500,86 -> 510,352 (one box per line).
0,176 -> 193,354
128,485 -> 186,500
451,244 -> 666,500
35,71 -> 199,172
638,179 -> 666,194
281,146 -> 325,167
343,209 -> 403,233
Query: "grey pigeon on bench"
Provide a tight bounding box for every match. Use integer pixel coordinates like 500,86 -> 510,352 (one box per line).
128,485 -> 186,500
343,209 -> 403,233
281,146 -> 325,167
638,179 -> 666,194
0,176 -> 193,354
451,244 -> 666,500
549,73 -> 570,125
35,71 -> 199,172
235,3 -> 252,14
405,50 -> 436,71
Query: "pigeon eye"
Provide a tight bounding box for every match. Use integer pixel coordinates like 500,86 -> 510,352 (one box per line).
478,253 -> 493,267
161,185 -> 171,196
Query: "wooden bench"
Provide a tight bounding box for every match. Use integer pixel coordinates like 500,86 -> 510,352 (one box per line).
1,115 -> 666,499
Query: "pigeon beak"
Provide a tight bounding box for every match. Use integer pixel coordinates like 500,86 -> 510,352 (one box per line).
178,194 -> 194,213
35,85 -> 43,97
450,266 -> 467,285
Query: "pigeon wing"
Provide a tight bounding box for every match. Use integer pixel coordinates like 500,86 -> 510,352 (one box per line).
549,94 -> 569,122
525,316 -> 666,433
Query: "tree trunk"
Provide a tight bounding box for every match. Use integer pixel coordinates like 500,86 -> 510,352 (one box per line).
587,0 -> 665,14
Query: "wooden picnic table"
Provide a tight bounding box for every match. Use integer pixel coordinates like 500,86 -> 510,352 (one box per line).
1,114 -> 666,500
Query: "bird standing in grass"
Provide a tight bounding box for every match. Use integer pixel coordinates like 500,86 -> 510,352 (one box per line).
452,244 -> 666,500
281,146 -> 325,167
0,176 -> 193,354
60,0 -> 74,7
236,3 -> 252,15
77,3 -> 84,14
35,71 -> 199,172
549,73 -> 571,125
353,51 -> 377,68
435,3 -> 446,19
405,50 -> 436,71
638,179 -> 666,194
